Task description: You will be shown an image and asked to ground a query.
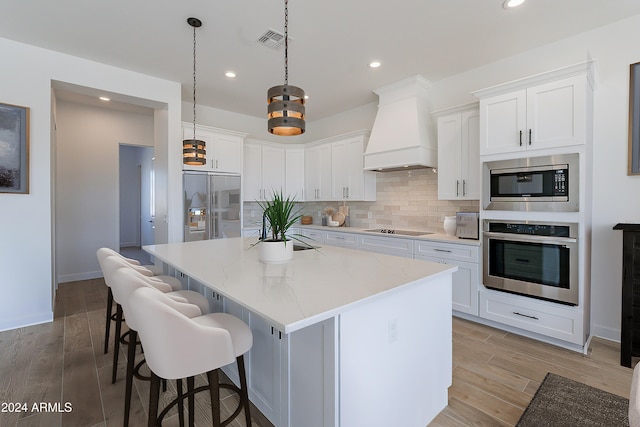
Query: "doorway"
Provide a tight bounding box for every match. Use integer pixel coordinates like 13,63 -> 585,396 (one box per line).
119,144 -> 154,264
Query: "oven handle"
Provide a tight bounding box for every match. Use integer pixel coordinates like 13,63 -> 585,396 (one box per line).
483,231 -> 577,245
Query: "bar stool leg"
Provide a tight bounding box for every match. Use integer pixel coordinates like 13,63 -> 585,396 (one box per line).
104,288 -> 114,354
187,376 -> 195,427
124,328 -> 137,427
237,355 -> 252,426
207,370 -> 221,427
148,372 -> 161,427
112,304 -> 123,384
177,378 -> 185,427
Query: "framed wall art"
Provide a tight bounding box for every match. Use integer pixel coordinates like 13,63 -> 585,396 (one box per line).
629,62 -> 640,175
0,102 -> 29,193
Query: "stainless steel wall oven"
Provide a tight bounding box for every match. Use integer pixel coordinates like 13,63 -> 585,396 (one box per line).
483,220 -> 578,306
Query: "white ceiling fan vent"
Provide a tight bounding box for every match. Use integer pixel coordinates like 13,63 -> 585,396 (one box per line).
257,28 -> 288,49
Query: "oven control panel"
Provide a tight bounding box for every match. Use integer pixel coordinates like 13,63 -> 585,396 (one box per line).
488,222 -> 570,237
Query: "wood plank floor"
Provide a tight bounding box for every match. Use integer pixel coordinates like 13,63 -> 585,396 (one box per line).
429,317 -> 634,426
0,279 -> 634,427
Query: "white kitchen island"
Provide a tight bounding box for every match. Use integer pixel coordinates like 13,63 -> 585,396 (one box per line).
144,237 -> 456,427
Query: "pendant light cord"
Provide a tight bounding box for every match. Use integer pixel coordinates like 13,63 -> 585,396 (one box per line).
192,23 -> 197,140
284,0 -> 289,85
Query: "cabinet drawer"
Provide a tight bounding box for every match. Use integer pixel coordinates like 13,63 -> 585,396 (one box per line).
414,240 -> 479,263
325,231 -> 358,248
479,290 -> 583,345
300,229 -> 327,245
358,235 -> 414,257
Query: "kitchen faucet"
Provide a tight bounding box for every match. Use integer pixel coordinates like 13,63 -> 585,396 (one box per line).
261,210 -> 268,240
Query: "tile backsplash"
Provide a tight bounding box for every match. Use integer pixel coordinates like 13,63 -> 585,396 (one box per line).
244,169 -> 480,234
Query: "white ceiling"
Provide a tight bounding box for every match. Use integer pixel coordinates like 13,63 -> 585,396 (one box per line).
3,0 -> 640,121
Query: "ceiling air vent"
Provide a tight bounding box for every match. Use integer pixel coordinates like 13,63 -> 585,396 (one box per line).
257,28 -> 286,49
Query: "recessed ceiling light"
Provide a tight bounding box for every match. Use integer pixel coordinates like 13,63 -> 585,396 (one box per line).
225,71 -> 236,78
502,0 -> 526,9
99,96 -> 110,101
369,60 -> 382,69
304,95 -> 309,100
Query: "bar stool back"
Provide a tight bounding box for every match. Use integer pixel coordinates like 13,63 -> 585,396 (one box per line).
96,247 -> 182,355
128,285 -> 253,427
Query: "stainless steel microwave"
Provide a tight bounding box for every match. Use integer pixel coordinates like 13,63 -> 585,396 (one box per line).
483,153 -> 579,212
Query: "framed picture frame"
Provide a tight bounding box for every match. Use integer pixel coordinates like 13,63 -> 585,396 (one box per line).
0,102 -> 29,193
629,62 -> 640,175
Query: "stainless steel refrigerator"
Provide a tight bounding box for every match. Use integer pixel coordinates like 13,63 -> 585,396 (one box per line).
183,171 -> 242,242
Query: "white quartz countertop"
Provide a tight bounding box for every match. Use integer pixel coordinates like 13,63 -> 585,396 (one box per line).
144,237 -> 456,333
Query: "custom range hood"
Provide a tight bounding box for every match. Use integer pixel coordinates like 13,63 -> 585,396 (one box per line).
364,75 -> 437,172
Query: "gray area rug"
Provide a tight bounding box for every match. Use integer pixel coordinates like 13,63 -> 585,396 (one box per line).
517,373 -> 629,426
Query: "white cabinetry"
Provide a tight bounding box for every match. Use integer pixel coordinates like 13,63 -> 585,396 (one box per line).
305,131 -> 376,202
331,133 -> 376,201
300,228 -> 327,245
243,141 -> 285,201
414,240 -> 479,316
475,63 -> 593,156
434,105 -> 480,200
285,148 -> 305,201
305,143 -> 332,201
479,289 -> 584,346
358,235 -> 414,258
325,230 -> 358,248
181,123 -> 245,173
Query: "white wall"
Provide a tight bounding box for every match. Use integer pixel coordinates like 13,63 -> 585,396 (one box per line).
54,100 -> 155,283
0,37 -> 181,331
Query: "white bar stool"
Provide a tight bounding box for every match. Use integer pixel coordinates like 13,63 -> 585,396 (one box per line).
97,247 -> 183,355
100,255 -> 210,386
109,266 -> 204,427
127,282 -> 253,427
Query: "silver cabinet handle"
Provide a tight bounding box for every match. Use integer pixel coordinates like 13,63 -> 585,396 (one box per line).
434,248 -> 452,253
463,180 -> 466,197
456,180 -> 459,197
215,159 -> 219,169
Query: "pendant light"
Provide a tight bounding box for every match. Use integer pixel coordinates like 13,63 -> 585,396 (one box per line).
183,17 -> 206,165
267,0 -> 305,136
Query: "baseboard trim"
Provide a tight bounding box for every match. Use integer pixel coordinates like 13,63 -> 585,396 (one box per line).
0,311 -> 53,332
57,270 -> 103,284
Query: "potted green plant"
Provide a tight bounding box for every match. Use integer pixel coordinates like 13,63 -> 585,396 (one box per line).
255,190 -> 308,263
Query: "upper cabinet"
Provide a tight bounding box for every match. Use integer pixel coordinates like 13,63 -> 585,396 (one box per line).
285,148 -> 305,201
304,131 -> 376,201
246,130 -> 376,203
305,143 -> 332,201
474,62 -> 594,157
243,141 -> 285,202
331,133 -> 376,201
181,123 -> 245,174
434,104 -> 480,200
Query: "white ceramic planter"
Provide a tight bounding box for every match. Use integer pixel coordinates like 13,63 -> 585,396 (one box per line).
443,216 -> 457,236
259,240 -> 294,264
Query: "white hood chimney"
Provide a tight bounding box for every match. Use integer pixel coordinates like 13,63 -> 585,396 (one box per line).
364,75 -> 437,171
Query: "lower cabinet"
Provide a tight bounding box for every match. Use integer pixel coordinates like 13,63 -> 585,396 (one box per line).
479,289 -> 584,346
298,228 -> 327,245
357,235 -> 414,258
414,240 -> 480,316
325,230 -> 358,248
